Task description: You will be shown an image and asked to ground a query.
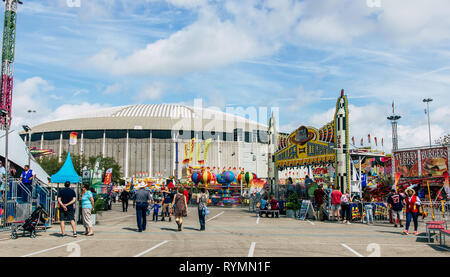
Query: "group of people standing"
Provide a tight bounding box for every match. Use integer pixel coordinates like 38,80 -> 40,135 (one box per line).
312,183 -> 423,235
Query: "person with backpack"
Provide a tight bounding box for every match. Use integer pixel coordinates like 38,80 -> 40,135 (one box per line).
197,188 -> 209,231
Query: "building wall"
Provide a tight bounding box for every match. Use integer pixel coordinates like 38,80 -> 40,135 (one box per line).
29,129 -> 269,179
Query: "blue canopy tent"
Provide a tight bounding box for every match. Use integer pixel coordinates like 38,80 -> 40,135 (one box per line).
51,151 -> 81,184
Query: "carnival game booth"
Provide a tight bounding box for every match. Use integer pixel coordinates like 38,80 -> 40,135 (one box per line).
274,91 -> 349,198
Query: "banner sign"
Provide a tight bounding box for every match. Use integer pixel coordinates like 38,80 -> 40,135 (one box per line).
69,132 -> 78,145
104,168 -> 113,185
394,150 -> 419,177
189,138 -> 195,163
275,125 -> 334,167
420,147 -> 448,177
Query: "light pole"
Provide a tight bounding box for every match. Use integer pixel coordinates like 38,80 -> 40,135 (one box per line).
22,125 -> 31,166
423,98 -> 433,147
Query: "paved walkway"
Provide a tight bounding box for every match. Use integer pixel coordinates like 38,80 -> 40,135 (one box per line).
0,204 -> 449,257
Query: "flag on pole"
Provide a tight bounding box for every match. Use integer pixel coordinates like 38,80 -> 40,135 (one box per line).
374,137 -> 378,147
361,138 -> 363,146
203,138 -> 213,162
69,132 -> 78,145
352,137 -> 355,145
368,134 -> 371,144
104,168 -> 113,185
188,138 -> 195,163
382,138 -> 384,147
392,101 -> 395,114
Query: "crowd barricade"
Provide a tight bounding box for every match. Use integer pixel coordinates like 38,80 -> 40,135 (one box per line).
1,179 -> 53,231
350,202 -> 389,223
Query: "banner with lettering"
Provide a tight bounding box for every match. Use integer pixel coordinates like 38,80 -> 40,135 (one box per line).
394,150 -> 419,177
188,138 -> 195,163
420,147 -> 448,177
104,168 -> 113,185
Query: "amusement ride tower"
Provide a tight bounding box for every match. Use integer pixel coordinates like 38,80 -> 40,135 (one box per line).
0,0 -> 22,128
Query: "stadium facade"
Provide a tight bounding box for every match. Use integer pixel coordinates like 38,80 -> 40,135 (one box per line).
25,104 -> 270,179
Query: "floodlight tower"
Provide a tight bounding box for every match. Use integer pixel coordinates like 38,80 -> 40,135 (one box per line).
0,0 -> 22,128
387,101 -> 401,152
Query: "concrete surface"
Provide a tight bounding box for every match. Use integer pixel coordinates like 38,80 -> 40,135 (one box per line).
0,203 -> 449,257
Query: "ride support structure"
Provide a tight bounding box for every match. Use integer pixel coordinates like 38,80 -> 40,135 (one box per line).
0,0 -> 22,128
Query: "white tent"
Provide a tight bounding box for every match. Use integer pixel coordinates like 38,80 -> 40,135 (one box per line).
0,129 -> 50,184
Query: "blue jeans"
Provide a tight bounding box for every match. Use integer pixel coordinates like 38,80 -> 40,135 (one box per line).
198,208 -> 206,230
405,212 -> 418,231
136,203 -> 148,231
365,204 -> 374,223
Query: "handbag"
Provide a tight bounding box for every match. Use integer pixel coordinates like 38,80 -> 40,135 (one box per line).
202,206 -> 210,217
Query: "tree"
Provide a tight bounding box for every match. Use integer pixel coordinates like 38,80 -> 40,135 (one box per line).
87,155 -> 122,184
435,134 -> 450,146
37,152 -> 122,183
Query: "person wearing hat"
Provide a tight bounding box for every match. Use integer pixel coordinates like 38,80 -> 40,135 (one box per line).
134,186 -> 152,232
387,187 -> 405,228
403,187 -> 421,235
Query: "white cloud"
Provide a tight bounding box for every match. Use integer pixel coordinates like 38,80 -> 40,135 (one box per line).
136,83 -> 164,101
103,83 -> 122,95
166,0 -> 206,9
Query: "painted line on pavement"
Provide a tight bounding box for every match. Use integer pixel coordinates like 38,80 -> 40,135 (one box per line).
207,211 -> 224,222
21,239 -> 86,257
307,220 -> 315,225
248,242 -> 256,257
340,243 -> 364,257
256,216 -> 260,224
133,240 -> 169,257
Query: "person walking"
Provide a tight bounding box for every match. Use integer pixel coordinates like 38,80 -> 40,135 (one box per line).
161,189 -> 173,222
172,186 -> 188,231
152,201 -> 160,222
403,188 -> 421,235
197,188 -> 208,231
330,186 -> 343,222
340,191 -> 352,224
81,184 -> 95,236
387,188 -> 405,228
120,189 -> 130,212
135,187 -> 152,232
313,184 -> 325,221
57,181 -> 77,237
363,190 -> 374,225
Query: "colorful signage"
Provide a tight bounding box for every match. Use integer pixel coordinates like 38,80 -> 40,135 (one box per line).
394,150 -> 419,177
275,126 -> 334,167
420,147 -> 448,177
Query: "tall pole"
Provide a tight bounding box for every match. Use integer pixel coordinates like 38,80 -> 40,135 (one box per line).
423,98 -> 433,147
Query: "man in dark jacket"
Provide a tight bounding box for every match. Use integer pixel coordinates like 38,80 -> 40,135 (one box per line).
314,184 -> 326,221
120,190 -> 130,212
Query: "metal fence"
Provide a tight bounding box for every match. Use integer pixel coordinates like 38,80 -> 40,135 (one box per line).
0,179 -> 53,231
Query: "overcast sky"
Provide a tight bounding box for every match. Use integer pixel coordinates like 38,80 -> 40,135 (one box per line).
9,0 -> 450,152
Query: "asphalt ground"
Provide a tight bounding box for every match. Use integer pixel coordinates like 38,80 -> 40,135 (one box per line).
0,203 -> 449,257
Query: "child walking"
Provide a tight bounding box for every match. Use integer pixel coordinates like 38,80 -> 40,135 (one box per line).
152,201 -> 160,222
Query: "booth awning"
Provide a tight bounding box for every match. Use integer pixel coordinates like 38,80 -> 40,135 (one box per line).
51,151 -> 81,184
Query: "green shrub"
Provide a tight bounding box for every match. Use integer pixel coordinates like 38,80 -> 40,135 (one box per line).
286,193 -> 301,210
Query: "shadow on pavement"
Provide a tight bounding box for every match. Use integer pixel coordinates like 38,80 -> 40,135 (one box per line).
160,228 -> 178,232
428,244 -> 450,252
122,227 -> 139,232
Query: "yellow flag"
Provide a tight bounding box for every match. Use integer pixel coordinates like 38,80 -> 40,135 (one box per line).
203,138 -> 213,162
197,141 -> 202,163
189,138 -> 195,162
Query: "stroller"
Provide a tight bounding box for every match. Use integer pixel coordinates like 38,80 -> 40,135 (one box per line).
11,205 -> 48,239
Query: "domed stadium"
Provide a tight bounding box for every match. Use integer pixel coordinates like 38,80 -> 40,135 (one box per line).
25,104 -> 269,179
